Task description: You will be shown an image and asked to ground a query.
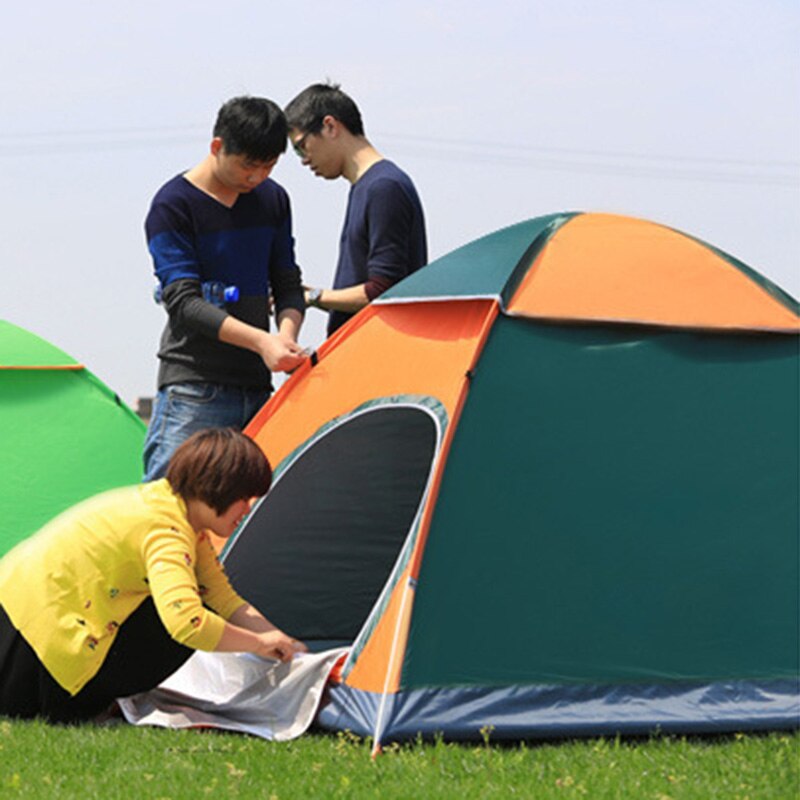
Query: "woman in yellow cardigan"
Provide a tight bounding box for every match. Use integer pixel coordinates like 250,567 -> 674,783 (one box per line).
0,427 -> 306,722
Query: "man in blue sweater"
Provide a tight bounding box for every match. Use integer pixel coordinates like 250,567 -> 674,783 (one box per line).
284,84 -> 427,336
143,96 -> 306,480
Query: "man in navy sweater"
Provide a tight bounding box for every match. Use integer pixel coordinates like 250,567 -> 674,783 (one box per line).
143,96 -> 306,480
285,84 -> 427,336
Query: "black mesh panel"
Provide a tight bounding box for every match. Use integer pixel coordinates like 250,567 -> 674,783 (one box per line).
223,406 -> 437,644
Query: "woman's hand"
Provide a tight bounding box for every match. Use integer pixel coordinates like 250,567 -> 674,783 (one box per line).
254,630 -> 308,662
214,603 -> 308,660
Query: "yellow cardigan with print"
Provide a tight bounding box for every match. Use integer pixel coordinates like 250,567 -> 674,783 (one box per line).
0,479 -> 247,695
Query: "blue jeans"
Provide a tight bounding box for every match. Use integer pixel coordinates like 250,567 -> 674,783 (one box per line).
142,382 -> 271,482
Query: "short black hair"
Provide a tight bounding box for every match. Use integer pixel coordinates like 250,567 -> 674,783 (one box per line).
213,96 -> 288,161
284,83 -> 364,137
166,428 -> 272,514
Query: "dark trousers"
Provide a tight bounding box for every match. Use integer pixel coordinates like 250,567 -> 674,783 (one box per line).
0,599 -> 192,723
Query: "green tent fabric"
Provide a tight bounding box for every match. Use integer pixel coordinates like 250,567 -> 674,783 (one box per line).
0,320 -> 146,556
406,319 -> 799,687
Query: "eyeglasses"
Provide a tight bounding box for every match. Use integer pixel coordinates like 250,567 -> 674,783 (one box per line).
291,131 -> 312,158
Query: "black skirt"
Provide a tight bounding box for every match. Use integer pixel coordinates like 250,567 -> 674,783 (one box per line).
0,598 -> 192,723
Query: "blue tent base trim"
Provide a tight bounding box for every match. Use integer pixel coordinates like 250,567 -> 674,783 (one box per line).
315,679 -> 800,743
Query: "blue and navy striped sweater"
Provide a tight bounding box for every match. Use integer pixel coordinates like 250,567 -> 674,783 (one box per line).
146,174 -> 303,389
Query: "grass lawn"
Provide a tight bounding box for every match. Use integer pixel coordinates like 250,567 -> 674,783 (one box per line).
0,720 -> 797,799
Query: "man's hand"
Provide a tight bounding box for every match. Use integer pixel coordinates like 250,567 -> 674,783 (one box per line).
303,285 -> 324,309
304,283 -> 369,313
218,316 -> 307,373
258,333 -> 307,372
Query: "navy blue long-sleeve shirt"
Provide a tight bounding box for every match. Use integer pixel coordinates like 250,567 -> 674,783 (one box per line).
329,160 -> 427,335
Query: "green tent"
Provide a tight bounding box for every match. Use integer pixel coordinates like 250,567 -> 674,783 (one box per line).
0,320 -> 146,556
223,212 -> 799,746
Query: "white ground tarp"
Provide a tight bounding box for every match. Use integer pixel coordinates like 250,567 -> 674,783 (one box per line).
118,647 -> 347,740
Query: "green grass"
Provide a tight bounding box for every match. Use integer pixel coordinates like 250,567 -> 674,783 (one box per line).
0,720 -> 797,799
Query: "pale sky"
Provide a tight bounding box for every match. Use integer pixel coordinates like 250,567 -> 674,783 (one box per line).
2,0 -> 798,405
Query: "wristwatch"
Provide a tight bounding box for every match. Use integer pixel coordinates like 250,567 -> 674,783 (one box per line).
307,287 -> 323,308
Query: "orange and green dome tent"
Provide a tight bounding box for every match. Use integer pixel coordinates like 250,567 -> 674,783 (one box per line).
0,320 -> 146,556
222,212 -> 799,748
